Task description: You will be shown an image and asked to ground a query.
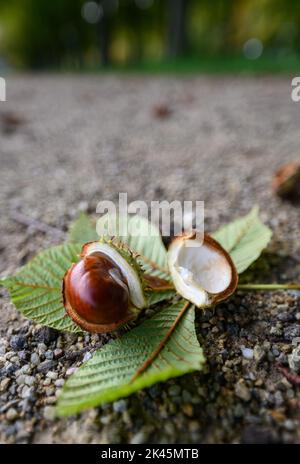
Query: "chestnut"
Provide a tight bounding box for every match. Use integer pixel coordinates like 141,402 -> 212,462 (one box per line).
63,241 -> 146,333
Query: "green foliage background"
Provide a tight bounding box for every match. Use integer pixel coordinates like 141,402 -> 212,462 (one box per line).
0,0 -> 300,70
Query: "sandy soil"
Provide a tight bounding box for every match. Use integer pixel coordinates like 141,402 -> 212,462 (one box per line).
0,74 -> 300,443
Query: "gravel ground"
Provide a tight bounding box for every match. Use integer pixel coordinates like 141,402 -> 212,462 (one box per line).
0,74 -> 300,444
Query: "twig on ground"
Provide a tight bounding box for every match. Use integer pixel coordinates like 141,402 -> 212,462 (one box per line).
276,364 -> 300,386
10,210 -> 66,240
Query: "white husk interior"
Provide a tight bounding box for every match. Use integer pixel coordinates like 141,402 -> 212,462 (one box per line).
168,238 -> 232,307
84,242 -> 146,309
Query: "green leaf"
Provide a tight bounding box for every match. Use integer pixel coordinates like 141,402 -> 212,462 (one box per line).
212,207 -> 272,274
146,289 -> 176,306
0,243 -> 82,333
68,213 -> 98,245
56,300 -> 205,416
96,214 -> 170,280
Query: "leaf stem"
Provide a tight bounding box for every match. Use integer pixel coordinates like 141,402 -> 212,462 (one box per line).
238,283 -> 300,291
152,286 -> 174,292
131,300 -> 191,382
143,274 -> 174,291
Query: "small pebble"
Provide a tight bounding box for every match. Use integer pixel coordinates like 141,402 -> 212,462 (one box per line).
37,343 -> 47,354
66,367 -> 77,376
274,390 -> 284,407
100,415 -> 112,425
43,406 -> 55,421
44,350 -> 54,360
235,381 -> 251,402
287,389 -> 295,399
284,419 -> 295,431
270,326 -> 282,336
53,348 -> 63,359
233,404 -> 244,418
24,375 -> 35,387
130,431 -> 147,445
30,353 -> 40,365
21,386 -> 34,399
82,352 -> 92,363
241,348 -> 254,360
46,371 -> 58,380
4,362 -> 18,375
18,364 -> 31,375
182,390 -> 193,402
35,327 -> 58,345
272,348 -> 280,357
18,351 -> 30,361
37,360 -> 56,373
254,345 -> 265,363
45,387 -> 55,397
288,345 -> 300,373
0,377 -> 11,392
168,385 -> 181,396
113,400 -> 127,413
277,312 -> 293,322
16,375 -> 26,385
6,408 -> 18,421
10,335 -> 27,352
284,325 -> 300,341
54,379 -> 65,387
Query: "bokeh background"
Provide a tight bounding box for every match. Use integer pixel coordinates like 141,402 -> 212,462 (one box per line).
0,0 -> 300,73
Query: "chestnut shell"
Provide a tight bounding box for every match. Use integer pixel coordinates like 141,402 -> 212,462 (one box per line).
167,232 -> 238,307
63,251 -> 136,333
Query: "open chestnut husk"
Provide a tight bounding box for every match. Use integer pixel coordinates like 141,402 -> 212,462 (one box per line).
167,232 -> 238,308
63,241 -> 146,333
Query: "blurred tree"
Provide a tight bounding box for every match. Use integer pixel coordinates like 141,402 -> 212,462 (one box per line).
97,0 -> 112,66
0,0 -> 299,69
111,0 -> 164,64
0,0 -> 91,68
268,0 -> 300,54
167,0 -> 189,58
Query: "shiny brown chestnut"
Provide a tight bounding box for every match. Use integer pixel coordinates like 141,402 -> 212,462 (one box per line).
63,242 -> 146,333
